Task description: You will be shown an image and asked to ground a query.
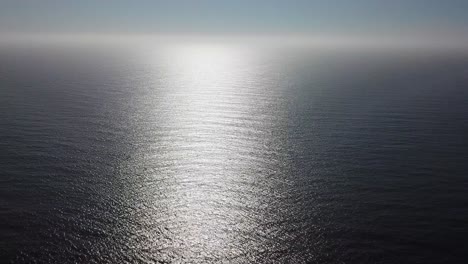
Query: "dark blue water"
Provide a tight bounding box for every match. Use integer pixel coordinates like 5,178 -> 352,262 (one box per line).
1,42 -> 468,263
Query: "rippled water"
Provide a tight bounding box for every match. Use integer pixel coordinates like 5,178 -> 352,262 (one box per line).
1,42 -> 468,263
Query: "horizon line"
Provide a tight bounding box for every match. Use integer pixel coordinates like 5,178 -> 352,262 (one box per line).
2,32 -> 468,51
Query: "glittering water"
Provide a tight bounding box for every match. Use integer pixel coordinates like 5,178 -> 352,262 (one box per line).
1,42 -> 468,263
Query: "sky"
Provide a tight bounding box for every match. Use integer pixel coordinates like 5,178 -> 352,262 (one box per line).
1,0 -> 468,37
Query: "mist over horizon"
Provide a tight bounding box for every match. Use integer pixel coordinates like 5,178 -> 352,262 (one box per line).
3,1 -> 468,51
2,33 -> 468,53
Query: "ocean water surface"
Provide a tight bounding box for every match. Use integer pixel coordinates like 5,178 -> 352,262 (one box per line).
1,41 -> 468,263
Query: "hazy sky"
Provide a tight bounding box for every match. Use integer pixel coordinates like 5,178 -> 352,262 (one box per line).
1,0 -> 468,36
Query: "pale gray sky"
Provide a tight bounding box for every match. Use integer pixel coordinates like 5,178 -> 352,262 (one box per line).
1,0 -> 468,37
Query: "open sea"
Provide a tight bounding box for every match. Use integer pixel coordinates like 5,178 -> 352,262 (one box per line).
1,41 -> 468,263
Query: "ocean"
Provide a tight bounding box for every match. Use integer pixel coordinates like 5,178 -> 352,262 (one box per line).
1,41 -> 468,263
